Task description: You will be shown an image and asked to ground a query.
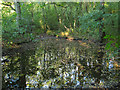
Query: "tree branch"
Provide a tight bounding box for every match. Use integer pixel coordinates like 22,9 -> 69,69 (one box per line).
2,3 -> 16,11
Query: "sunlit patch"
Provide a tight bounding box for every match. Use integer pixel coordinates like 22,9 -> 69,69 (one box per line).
67,39 -> 72,41
113,61 -> 120,69
59,18 -> 62,24
67,36 -> 74,41
71,28 -> 74,32
56,35 -> 58,38
79,42 -> 90,48
46,30 -> 52,35
68,36 -> 74,40
104,3 -> 108,7
65,32 -> 69,36
39,20 -> 44,29
61,32 -> 65,36
78,40 -> 82,43
82,42 -> 87,45
39,20 -> 42,23
45,2 -> 48,4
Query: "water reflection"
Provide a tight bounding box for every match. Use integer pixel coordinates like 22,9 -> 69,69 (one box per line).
2,38 -> 120,89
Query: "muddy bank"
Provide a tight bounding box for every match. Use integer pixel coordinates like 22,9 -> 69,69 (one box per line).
2,34 -> 104,56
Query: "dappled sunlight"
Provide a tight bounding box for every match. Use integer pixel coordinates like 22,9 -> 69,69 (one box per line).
2,41 -> 21,48
104,3 -> 109,7
64,32 -> 69,36
66,36 -> 74,41
46,30 -> 52,35
39,20 -> 44,29
2,2 -> 119,89
60,31 -> 69,37
60,32 -> 65,37
113,61 -> 120,69
59,18 -> 62,24
67,36 -> 74,40
78,41 -> 90,48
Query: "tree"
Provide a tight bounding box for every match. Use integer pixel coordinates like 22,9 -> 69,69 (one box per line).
14,1 -> 21,33
99,0 -> 105,43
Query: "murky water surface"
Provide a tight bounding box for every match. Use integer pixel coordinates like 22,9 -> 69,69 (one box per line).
2,38 -> 120,89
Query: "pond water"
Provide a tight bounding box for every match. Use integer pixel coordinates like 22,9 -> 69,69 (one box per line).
1,38 -> 120,89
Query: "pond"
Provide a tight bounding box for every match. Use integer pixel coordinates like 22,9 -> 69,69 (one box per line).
1,37 -> 120,89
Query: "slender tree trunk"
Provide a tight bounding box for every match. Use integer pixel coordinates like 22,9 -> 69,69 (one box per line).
77,2 -> 82,27
30,2 -> 34,32
19,57 -> 26,88
43,48 -> 46,69
62,7 -> 67,31
79,2 -> 83,14
15,2 -> 21,32
54,4 -> 60,30
85,2 -> 88,13
54,4 -> 59,22
99,0 -> 105,43
68,3 -> 73,28
74,6 -> 78,29
42,3 -> 47,33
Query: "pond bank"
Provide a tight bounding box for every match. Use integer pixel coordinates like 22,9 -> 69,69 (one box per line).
2,33 -> 105,56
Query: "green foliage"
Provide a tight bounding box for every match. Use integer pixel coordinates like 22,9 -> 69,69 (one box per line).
2,2 -> 119,59
44,5 -> 59,30
76,9 -> 103,39
104,34 -> 119,58
2,2 -> 120,89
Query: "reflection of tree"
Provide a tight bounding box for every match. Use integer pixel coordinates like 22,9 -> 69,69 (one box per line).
3,39 -> 120,88
18,50 -> 37,88
38,39 -> 97,88
2,47 -> 37,89
33,40 -> 120,88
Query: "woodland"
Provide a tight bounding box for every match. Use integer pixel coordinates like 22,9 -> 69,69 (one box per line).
1,1 -> 120,89
2,2 -> 119,57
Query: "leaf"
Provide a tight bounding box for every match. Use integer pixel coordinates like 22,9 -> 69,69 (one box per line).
104,35 -> 110,39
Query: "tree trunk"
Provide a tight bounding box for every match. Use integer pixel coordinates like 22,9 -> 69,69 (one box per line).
42,3 -> 47,33
77,2 -> 82,27
19,57 -> 26,88
85,2 -> 88,13
68,3 -> 73,28
54,4 -> 60,30
15,2 -> 21,32
30,2 -> 34,33
54,4 -> 59,22
99,0 -> 105,43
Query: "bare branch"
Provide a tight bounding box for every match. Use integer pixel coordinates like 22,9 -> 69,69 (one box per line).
2,3 -> 16,11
